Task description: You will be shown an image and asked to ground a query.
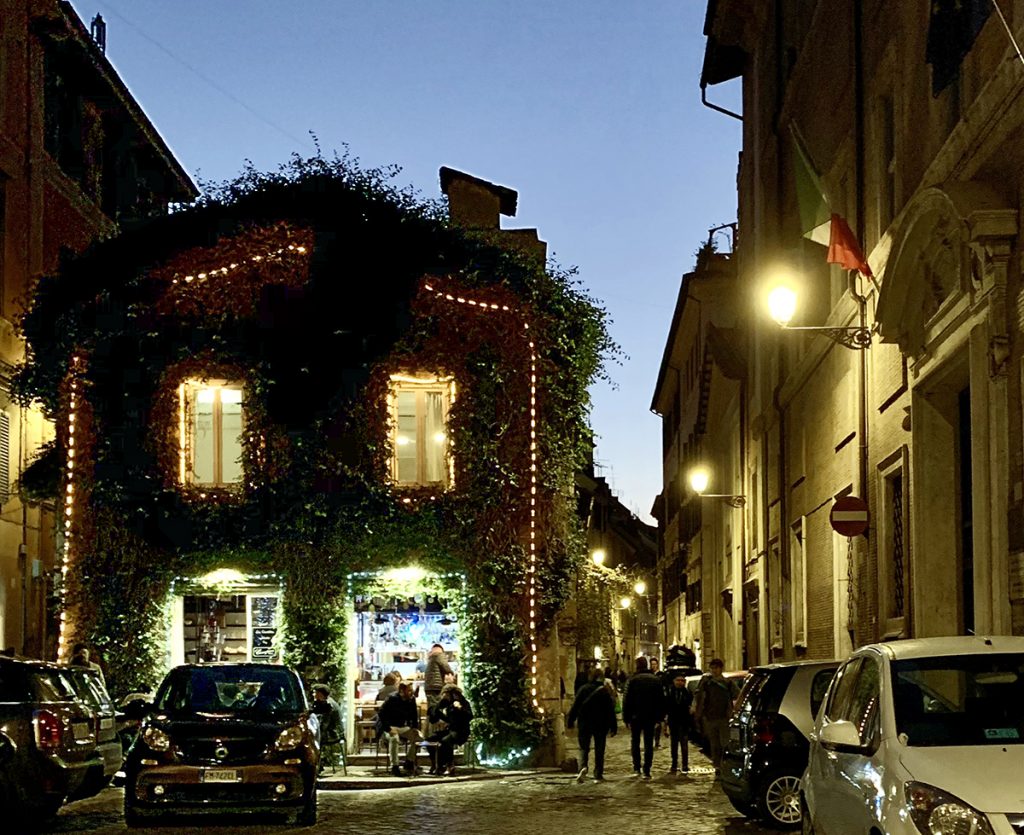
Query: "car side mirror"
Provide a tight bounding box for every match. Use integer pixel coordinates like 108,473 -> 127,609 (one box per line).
819,719 -> 865,751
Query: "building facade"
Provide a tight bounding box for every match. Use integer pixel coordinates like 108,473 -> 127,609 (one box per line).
0,0 -> 194,656
17,158 -> 609,763
660,0 -> 1024,667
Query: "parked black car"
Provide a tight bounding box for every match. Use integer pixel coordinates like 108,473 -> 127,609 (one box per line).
63,665 -> 122,791
720,660 -> 839,829
122,663 -> 319,827
0,656 -> 107,826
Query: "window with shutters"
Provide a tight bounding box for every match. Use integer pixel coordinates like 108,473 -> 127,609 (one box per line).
179,380 -> 244,488
0,410 -> 9,504
387,373 -> 455,489
877,447 -> 909,638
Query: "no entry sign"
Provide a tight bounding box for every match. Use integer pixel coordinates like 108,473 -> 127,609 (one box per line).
830,496 -> 869,537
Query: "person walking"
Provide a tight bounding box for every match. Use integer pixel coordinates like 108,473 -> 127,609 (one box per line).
649,657 -> 665,748
665,672 -> 693,774
566,668 -> 617,783
694,658 -> 740,774
621,656 -> 665,780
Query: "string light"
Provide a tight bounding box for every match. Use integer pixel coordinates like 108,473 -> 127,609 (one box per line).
168,243 -> 308,285
423,279 -> 543,714
57,356 -> 81,662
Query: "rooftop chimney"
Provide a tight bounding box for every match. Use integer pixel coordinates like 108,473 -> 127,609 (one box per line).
90,14 -> 106,53
439,167 -> 547,262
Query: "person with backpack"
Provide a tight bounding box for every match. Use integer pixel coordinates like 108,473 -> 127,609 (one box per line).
664,672 -> 694,773
566,667 -> 617,783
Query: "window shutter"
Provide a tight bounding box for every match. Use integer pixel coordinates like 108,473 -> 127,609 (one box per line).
0,411 -> 10,504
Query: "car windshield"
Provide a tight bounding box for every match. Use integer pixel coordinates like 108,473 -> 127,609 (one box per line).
154,666 -> 302,715
893,654 -> 1024,746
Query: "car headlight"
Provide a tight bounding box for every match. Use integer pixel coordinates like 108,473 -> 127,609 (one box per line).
905,781 -> 994,835
275,724 -> 305,751
141,726 -> 171,752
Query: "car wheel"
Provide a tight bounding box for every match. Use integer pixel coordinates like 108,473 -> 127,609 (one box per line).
757,768 -> 803,829
295,787 -> 317,826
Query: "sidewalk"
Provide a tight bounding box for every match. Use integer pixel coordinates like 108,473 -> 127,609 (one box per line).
318,726 -> 714,790
317,745 -> 539,790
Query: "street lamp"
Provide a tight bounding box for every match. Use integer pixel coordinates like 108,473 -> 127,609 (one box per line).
634,580 -> 646,595
688,466 -> 746,508
591,548 -> 606,567
766,282 -> 872,350
620,596 -> 632,609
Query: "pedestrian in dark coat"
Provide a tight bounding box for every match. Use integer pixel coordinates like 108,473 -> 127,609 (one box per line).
664,672 -> 694,773
566,669 -> 617,782
621,656 -> 665,778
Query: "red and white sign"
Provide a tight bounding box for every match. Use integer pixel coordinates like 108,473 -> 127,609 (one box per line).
830,496 -> 869,537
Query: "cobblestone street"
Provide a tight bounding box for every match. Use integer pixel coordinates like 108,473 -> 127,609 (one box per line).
48,731 -> 775,835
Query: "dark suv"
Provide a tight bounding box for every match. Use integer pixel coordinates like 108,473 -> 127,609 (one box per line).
63,665 -> 122,791
123,663 -> 319,827
0,656 -> 107,825
721,660 -> 839,829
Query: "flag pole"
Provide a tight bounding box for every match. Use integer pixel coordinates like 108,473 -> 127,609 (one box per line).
991,0 -> 1024,68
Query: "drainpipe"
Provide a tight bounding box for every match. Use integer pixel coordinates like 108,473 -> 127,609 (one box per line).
853,0 -> 869,647
701,84 -> 743,122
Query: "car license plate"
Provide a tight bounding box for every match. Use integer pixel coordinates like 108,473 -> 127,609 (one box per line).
729,727 -> 740,742
99,717 -> 114,731
202,769 -> 239,783
72,721 -> 92,740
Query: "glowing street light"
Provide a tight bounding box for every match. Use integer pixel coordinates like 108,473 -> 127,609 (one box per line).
767,285 -> 798,326
689,466 -> 745,507
620,596 -> 632,609
634,580 -> 647,595
592,548 -> 607,567
766,280 -> 872,349
688,466 -> 710,495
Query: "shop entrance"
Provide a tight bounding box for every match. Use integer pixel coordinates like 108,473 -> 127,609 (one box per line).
346,569 -> 465,752
167,571 -> 284,668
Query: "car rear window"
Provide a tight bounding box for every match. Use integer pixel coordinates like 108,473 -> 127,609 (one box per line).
30,668 -> 78,703
155,666 -> 303,715
65,669 -> 114,711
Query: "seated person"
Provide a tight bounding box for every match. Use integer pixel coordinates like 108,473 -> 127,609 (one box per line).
376,672 -> 399,702
311,684 -> 343,744
425,683 -> 473,776
376,681 -> 421,776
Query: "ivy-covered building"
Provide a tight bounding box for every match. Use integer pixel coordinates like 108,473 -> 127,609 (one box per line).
16,156 -> 612,762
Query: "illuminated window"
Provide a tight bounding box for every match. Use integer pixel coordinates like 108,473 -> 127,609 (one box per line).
179,380 -> 244,487
388,374 -> 454,488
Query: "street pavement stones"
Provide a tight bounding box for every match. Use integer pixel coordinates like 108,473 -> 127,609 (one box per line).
50,731 -> 774,834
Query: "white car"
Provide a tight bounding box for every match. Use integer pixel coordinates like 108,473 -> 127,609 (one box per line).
801,635 -> 1024,834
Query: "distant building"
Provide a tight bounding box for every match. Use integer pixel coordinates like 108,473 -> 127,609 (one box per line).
573,459 -> 657,682
0,0 -> 195,657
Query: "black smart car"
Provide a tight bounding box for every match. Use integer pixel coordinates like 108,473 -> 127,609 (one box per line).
122,663 -> 319,827
720,659 -> 839,829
